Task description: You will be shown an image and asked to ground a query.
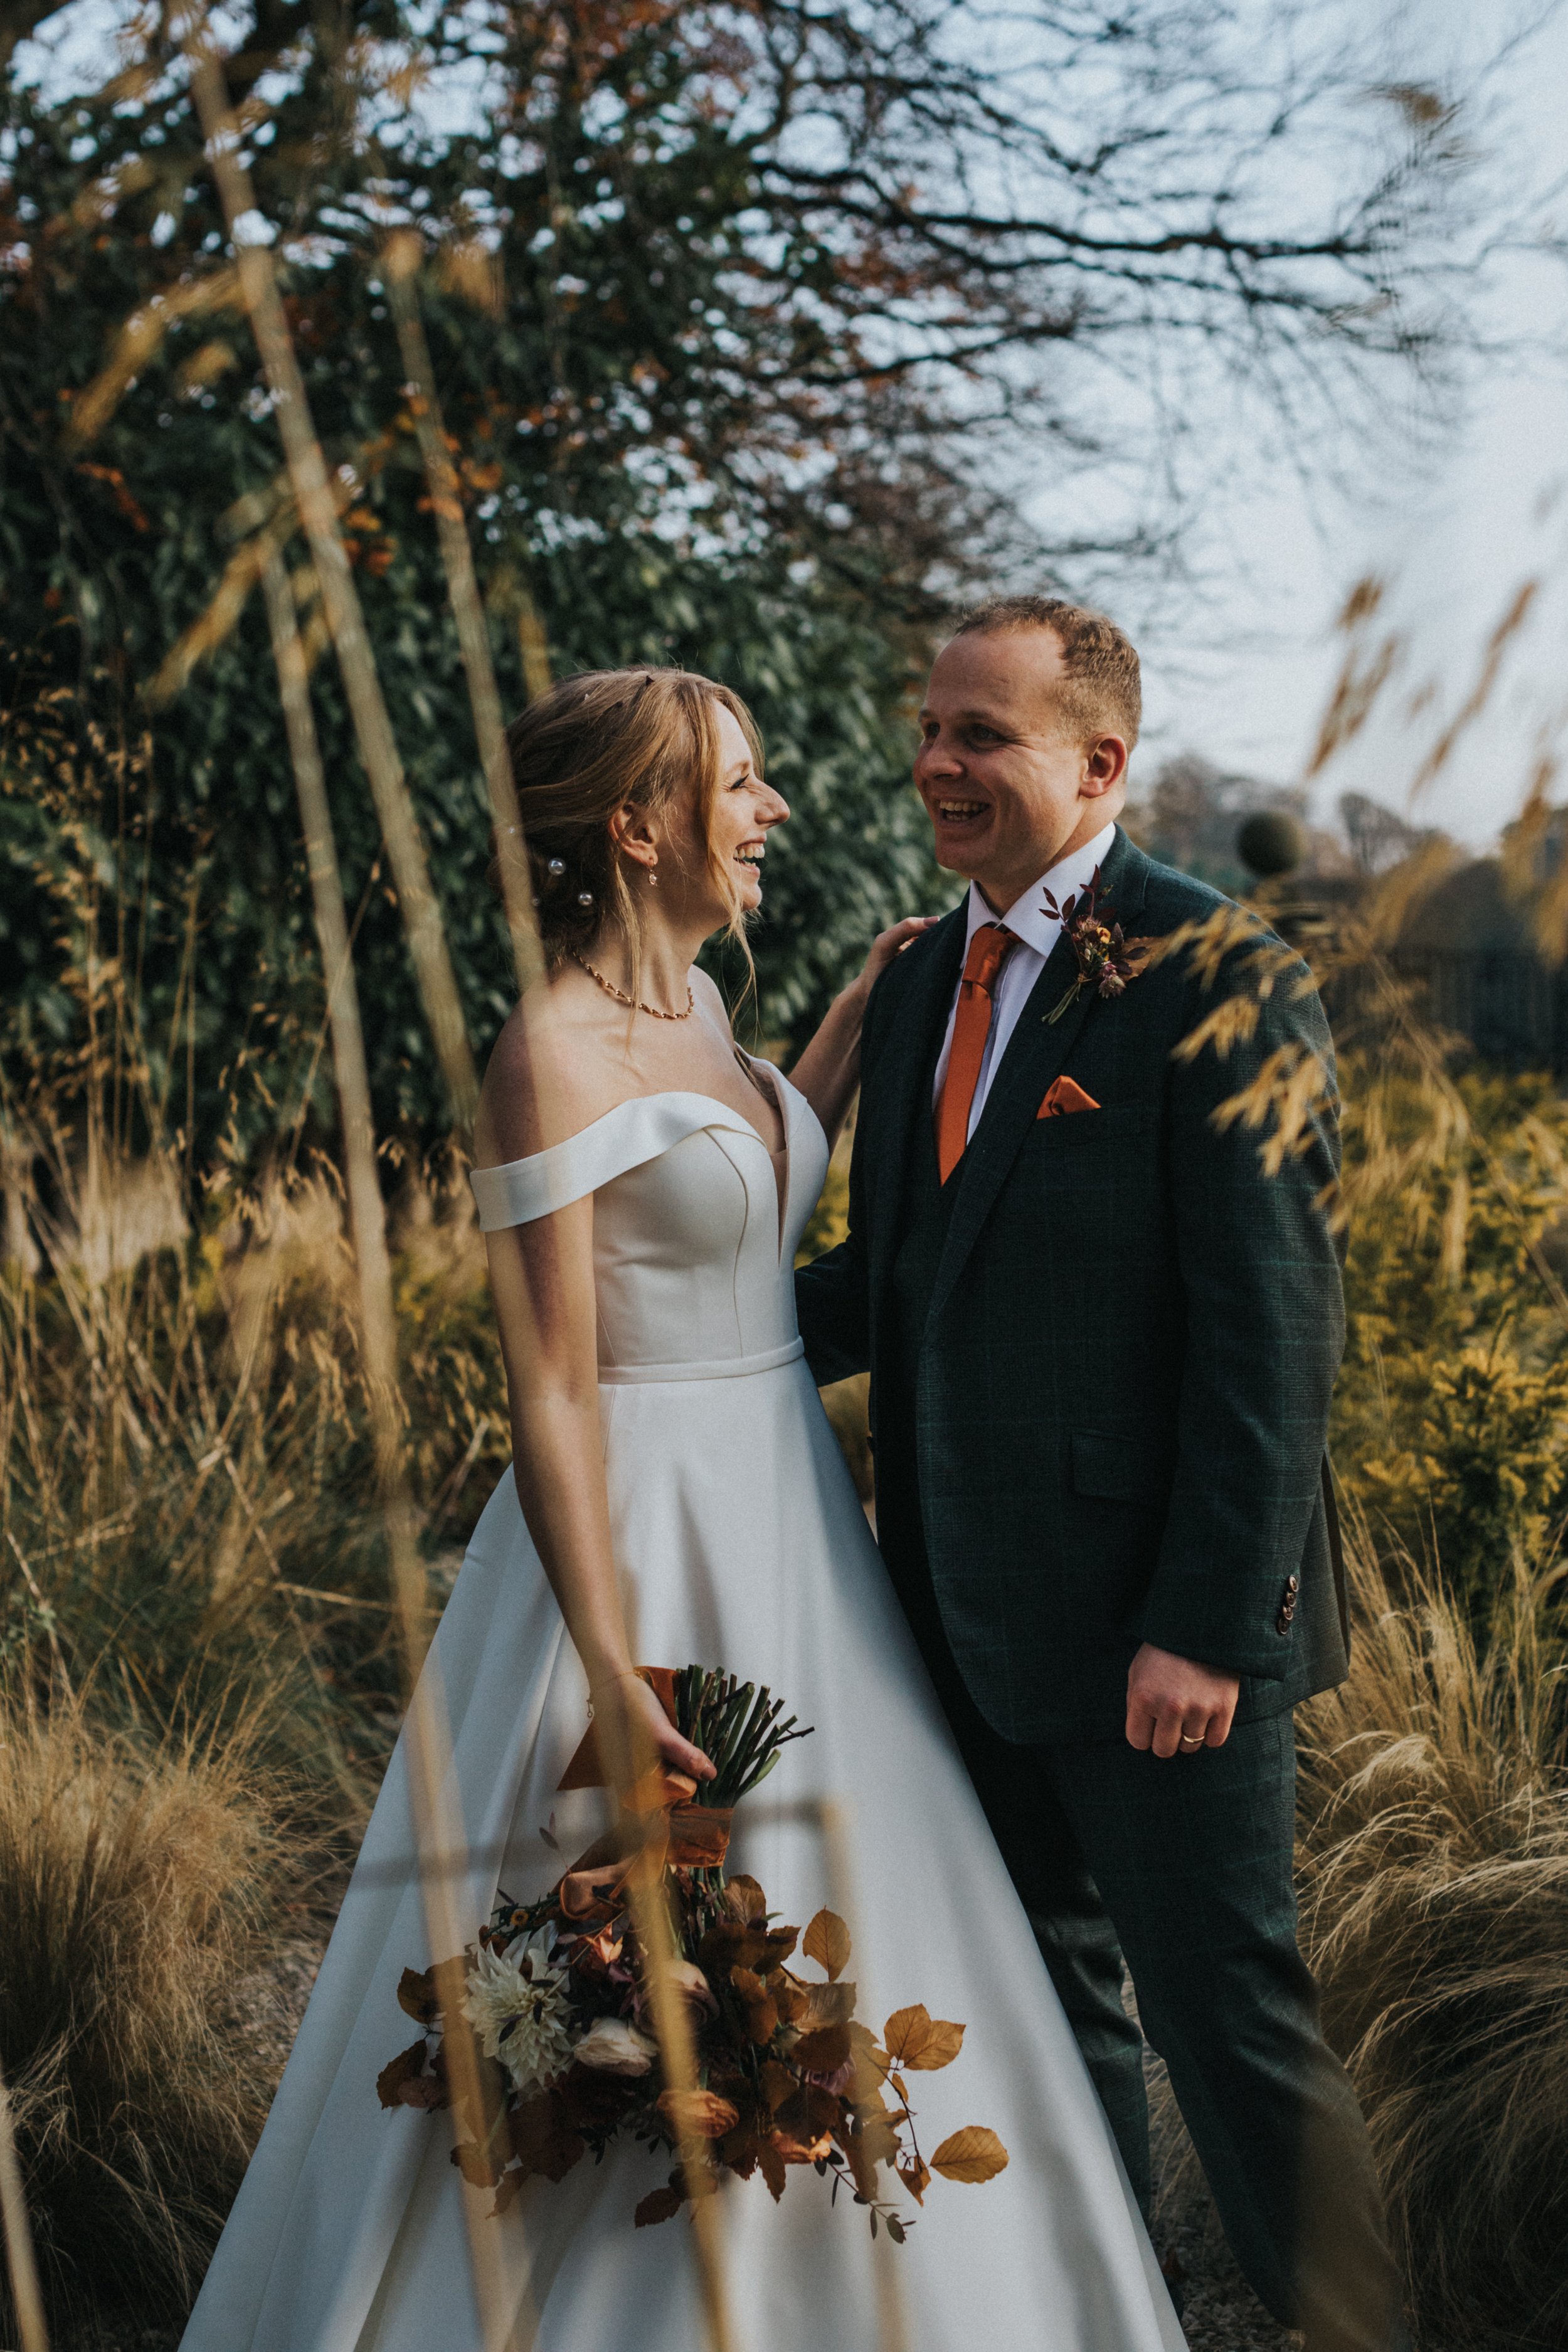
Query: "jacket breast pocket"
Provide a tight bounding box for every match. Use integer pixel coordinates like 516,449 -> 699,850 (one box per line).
1030,1100 -> 1160,1153
1070,1429 -> 1168,1508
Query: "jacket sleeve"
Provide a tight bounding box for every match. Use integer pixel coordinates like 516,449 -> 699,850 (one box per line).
1132,949 -> 1345,1680
792,974 -> 892,1387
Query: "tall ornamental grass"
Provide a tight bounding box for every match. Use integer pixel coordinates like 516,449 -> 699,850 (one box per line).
1,1108 -> 509,1796
1296,1531 -> 1568,2349
0,1685 -> 280,2323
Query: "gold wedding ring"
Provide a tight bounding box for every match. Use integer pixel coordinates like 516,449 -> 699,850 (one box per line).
1179,1734 -> 1204,1749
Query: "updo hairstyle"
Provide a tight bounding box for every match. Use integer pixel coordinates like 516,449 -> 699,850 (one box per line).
502,667 -> 765,973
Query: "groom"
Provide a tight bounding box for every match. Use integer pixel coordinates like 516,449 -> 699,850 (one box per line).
795,599 -> 1406,2351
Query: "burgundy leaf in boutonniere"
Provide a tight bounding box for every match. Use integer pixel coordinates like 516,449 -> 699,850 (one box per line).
1041,867 -> 1148,1025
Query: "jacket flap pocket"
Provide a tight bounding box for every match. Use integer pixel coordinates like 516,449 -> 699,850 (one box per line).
1071,1429 -> 1163,1505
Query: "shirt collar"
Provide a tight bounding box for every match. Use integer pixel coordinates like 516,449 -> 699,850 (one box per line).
962,821 -> 1119,960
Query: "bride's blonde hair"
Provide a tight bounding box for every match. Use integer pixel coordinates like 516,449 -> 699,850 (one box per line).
502,669 -> 764,985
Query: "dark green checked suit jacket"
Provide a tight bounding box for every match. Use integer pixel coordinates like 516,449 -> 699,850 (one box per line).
795,827 -> 1350,1743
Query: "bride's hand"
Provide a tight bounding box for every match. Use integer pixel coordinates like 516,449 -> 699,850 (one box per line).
592,1671 -> 716,1792
854,914 -> 939,999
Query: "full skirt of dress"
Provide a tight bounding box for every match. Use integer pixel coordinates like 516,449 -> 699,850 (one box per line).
179,1356 -> 1185,2352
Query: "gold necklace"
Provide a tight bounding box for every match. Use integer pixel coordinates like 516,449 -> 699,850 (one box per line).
571,951 -> 694,1021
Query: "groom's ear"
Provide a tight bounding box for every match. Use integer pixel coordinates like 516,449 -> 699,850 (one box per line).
1081,733 -> 1130,798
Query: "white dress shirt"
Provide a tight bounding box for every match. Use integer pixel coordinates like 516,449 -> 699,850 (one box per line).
931,822 -> 1118,1145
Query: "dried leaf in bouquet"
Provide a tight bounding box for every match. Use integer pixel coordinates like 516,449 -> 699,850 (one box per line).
802,1908 -> 852,1980
931,2127 -> 1010,2185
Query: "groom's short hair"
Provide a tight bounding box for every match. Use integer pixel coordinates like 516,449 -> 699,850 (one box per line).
952,596 -> 1141,750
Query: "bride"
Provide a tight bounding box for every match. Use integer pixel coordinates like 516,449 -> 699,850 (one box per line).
180,667 -> 1185,2351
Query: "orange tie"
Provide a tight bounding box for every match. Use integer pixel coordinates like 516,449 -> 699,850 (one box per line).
935,923 -> 1017,1182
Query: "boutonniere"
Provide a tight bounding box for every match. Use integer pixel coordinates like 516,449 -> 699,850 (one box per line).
1042,867 -> 1148,1025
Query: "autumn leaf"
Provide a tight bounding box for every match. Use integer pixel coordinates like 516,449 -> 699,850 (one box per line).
724,1874 -> 768,1924
396,1968 -> 436,2025
930,2127 -> 1009,2185
883,2005 -> 965,2070
802,1908 -> 851,1980
760,2059 -> 796,2113
760,1924 -> 800,1972
509,2092 -> 586,2183
898,2156 -> 931,2205
635,2185 -> 684,2228
882,2005 -> 926,2060
489,2168 -> 524,2218
792,2023 -> 851,2075
452,2137 -> 504,2189
758,2136 -> 788,2201
719,2122 -> 762,2176
376,2038 -> 434,2109
775,2083 -> 840,2146
773,1977 -> 808,2026
859,2111 -> 901,2167
731,1964 -> 780,2045
839,2122 -> 879,2202
906,2020 -> 963,2070
699,1919 -> 797,1977
847,2021 -> 889,2105
799,1979 -> 855,2030
658,2089 -> 741,2140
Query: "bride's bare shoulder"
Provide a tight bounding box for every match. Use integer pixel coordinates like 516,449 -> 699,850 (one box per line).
475,967 -> 630,1167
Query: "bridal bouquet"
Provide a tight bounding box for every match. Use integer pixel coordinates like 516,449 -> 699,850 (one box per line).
378,1666 -> 1007,2238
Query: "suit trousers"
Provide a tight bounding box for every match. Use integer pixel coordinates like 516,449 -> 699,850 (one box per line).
887,1535 -> 1409,2352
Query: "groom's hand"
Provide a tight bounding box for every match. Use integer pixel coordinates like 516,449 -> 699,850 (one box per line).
1125,1643 -> 1241,1758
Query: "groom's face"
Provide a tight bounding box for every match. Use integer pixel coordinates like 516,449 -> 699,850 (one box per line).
914,628 -> 1128,912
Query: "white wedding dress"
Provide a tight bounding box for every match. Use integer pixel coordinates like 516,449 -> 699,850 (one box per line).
181,1067 -> 1185,2352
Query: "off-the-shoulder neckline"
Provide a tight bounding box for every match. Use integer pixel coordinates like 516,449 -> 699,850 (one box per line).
472,1073 -> 802,1180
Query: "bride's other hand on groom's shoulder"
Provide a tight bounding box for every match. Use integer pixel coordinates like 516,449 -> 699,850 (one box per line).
1124,1640 -> 1241,1759
856,913 -> 941,1001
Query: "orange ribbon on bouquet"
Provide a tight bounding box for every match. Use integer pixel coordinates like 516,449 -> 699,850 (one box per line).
553,1667 -> 733,1924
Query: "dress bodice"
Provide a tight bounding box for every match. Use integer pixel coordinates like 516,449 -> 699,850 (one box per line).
469,1073 -> 829,1380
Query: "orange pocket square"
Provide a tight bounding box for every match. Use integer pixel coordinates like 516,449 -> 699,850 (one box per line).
1037,1076 -> 1100,1120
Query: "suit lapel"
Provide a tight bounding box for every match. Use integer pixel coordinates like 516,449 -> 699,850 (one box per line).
926,829 -> 1150,1325
864,904 -> 966,1289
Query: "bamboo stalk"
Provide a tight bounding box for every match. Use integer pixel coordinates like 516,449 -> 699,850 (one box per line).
185,33 -> 478,1133
0,2061 -> 49,2352
381,234 -> 543,999
260,551 -> 530,2351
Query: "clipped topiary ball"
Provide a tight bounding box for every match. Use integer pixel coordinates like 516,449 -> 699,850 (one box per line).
1237,810 -> 1306,877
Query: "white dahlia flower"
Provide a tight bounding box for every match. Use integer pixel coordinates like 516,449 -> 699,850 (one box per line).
462,1931 -> 576,2095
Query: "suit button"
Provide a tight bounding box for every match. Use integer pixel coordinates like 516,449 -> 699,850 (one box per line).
1276,1574 -> 1300,1636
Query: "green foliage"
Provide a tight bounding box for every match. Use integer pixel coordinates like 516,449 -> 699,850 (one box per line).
0,3 -> 1457,1152
0,3 -> 975,1150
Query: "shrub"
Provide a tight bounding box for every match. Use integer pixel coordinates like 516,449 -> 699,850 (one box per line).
1333,1059 -> 1568,1646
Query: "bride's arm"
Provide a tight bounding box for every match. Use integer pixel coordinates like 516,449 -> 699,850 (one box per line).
477,1025 -> 714,1788
785,916 -> 936,1150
